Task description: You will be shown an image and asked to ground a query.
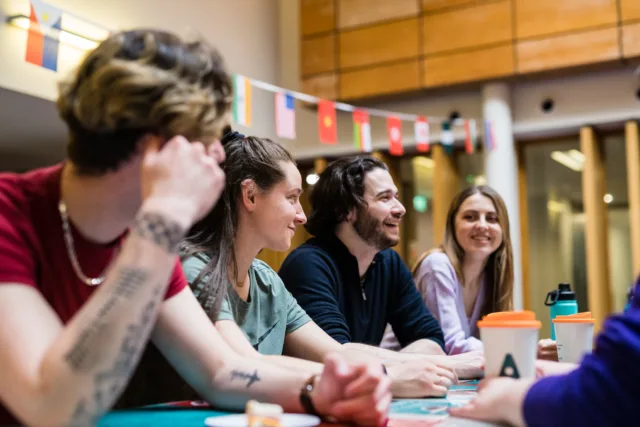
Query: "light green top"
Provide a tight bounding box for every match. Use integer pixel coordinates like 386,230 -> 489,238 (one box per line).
182,254 -> 311,355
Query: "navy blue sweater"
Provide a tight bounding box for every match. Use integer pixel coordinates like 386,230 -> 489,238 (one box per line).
279,236 -> 445,349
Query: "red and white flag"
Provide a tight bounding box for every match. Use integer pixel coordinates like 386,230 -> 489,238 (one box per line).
387,116 -> 403,156
415,117 -> 429,152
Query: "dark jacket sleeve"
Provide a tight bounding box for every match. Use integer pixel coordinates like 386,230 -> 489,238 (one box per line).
387,252 -> 445,350
523,308 -> 640,427
278,248 -> 352,344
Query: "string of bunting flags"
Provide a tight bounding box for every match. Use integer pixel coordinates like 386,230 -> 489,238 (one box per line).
232,74 -> 497,156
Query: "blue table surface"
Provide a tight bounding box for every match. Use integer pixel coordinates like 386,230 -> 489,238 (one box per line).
98,381 -> 481,427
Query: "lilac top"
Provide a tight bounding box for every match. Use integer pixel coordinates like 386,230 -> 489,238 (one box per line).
421,252 -> 485,354
381,252 -> 485,354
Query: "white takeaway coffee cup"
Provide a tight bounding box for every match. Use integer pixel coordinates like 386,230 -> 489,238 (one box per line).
478,311 -> 542,379
553,312 -> 595,364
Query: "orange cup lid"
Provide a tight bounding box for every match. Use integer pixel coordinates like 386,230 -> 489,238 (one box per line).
477,310 -> 542,329
552,312 -> 595,324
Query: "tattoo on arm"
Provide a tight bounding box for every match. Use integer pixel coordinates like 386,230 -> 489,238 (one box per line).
64,268 -> 150,372
67,285 -> 163,426
230,369 -> 261,388
133,212 -> 185,253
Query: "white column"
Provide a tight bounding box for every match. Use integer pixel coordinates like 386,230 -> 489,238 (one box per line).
483,83 -> 523,311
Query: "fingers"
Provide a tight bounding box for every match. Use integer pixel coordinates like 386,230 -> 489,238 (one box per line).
434,365 -> 457,384
208,140 -> 226,163
344,364 -> 384,398
330,390 -> 392,426
428,384 -> 449,397
448,402 -> 489,421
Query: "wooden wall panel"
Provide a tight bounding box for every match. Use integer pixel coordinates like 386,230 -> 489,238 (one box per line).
301,74 -> 338,100
516,27 -> 619,73
622,22 -> 640,59
625,121 -> 640,276
339,60 -> 420,100
422,0 -> 477,13
423,44 -> 514,87
620,0 -> 640,22
432,145 -> 460,246
301,34 -> 336,76
422,1 -> 512,55
581,126 -> 612,332
338,0 -> 419,29
300,0 -> 335,36
339,19 -> 419,69
514,0 -> 618,39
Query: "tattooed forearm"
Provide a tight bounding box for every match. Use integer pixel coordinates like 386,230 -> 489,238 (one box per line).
133,212 -> 185,253
230,369 -> 261,388
64,268 -> 150,372
67,285 -> 163,427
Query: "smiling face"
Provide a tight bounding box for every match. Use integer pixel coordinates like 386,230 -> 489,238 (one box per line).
350,167 -> 406,250
454,193 -> 503,260
252,161 -> 306,252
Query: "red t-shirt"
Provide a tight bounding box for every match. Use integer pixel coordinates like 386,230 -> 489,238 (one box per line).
0,164 -> 187,424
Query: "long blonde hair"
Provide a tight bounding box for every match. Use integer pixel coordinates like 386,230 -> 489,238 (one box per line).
413,185 -> 513,315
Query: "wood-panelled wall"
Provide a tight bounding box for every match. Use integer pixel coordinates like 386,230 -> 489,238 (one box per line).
300,0 -> 640,101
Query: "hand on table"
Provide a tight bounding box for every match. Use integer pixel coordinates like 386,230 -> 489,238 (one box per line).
386,360 -> 457,397
428,351 -> 485,380
448,377 -> 533,427
535,359 -> 578,378
312,352 -> 392,426
537,339 -> 558,361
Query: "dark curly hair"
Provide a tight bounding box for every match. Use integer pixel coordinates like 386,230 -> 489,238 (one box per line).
58,29 -> 233,175
306,156 -> 388,237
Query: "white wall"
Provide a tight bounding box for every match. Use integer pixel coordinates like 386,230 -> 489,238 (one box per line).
0,0 -> 280,140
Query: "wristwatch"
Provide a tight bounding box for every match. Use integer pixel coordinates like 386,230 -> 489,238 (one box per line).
299,375 -> 320,416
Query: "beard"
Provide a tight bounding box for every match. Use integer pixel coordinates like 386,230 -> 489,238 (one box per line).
352,207 -> 399,250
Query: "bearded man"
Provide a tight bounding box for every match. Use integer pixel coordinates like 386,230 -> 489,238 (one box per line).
279,156 -> 447,357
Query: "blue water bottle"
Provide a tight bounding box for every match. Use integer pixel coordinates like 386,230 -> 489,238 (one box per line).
544,283 -> 578,340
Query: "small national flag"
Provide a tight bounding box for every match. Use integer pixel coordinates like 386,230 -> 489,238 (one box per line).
464,119 -> 477,154
441,121 -> 454,154
26,0 -> 62,71
353,110 -> 371,152
415,117 -> 429,153
318,100 -> 337,144
484,119 -> 496,151
275,92 -> 296,139
387,116 -> 403,156
232,75 -> 252,127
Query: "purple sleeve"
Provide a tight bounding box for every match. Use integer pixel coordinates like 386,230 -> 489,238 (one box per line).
420,253 -> 483,355
523,308 -> 640,427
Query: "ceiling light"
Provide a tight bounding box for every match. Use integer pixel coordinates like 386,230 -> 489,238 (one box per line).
604,194 -> 613,204
306,173 -> 319,185
551,150 -> 583,172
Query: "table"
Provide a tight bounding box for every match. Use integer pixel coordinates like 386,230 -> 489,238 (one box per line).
98,381 -> 500,427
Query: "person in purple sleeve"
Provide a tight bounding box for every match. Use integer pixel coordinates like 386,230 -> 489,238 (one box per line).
450,276 -> 640,427
382,185 -> 514,355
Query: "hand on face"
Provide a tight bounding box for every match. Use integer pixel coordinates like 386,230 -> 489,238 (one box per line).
312,353 -> 392,426
141,135 -> 225,227
448,377 -> 532,427
386,359 -> 457,398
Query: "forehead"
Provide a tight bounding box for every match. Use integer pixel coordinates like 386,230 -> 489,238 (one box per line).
364,167 -> 396,195
458,193 -> 496,212
278,161 -> 301,187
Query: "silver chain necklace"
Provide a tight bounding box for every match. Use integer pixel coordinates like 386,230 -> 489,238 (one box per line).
58,200 -> 109,286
